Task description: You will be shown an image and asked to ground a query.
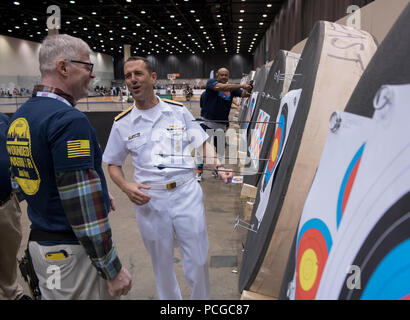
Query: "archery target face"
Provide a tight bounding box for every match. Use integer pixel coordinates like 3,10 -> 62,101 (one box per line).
296,219 -> 332,299
263,106 -> 287,190
254,89 -> 301,228
260,114 -> 268,137
339,192 -> 410,300
249,110 -> 270,168
258,113 -> 270,157
337,143 -> 365,228
315,84 -> 410,300
232,176 -> 244,184
249,112 -> 263,156
288,112 -> 372,300
244,92 -> 258,129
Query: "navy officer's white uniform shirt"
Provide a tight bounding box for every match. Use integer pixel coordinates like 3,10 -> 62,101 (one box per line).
103,97 -> 210,300
103,97 -> 207,183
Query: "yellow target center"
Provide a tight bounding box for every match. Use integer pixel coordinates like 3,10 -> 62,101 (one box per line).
271,139 -> 279,162
299,248 -> 319,292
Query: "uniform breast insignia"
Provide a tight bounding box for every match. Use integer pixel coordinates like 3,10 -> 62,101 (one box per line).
162,98 -> 184,107
114,105 -> 133,121
128,132 -> 140,140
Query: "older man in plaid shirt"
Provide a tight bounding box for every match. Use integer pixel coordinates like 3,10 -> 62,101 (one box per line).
6,34 -> 131,299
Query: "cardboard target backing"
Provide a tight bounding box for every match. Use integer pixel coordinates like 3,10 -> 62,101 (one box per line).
243,50 -> 300,188
238,21 -> 377,297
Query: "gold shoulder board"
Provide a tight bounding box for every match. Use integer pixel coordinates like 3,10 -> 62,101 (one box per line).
162,98 -> 184,107
114,105 -> 133,121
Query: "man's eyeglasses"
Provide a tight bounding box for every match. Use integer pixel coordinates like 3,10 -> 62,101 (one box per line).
68,60 -> 94,73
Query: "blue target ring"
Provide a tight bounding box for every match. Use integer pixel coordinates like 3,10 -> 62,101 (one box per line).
361,239 -> 410,300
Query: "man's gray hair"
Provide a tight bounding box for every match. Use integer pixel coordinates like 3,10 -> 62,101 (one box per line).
39,34 -> 91,76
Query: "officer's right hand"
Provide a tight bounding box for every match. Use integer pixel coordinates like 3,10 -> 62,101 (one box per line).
124,182 -> 151,205
107,267 -> 132,297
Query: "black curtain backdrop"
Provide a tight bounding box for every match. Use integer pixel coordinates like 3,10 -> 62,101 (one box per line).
253,0 -> 374,67
114,53 -> 253,79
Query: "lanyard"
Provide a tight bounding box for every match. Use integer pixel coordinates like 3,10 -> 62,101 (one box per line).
36,91 -> 72,107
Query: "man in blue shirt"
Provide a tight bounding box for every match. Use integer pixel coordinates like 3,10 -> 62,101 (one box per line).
198,68 -> 252,177
6,34 -> 131,299
201,68 -> 252,150
0,112 -> 31,300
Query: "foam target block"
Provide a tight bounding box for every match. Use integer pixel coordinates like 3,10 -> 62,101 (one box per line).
238,21 -> 377,297
239,69 -> 259,124
252,64 -> 270,93
242,65 -> 271,140
243,50 -> 300,188
238,71 -> 256,123
344,3 -> 410,117
240,65 -> 269,130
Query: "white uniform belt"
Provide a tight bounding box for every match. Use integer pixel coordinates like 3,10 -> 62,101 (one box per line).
145,172 -> 194,190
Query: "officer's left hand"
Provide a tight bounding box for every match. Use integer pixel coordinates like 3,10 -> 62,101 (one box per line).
109,192 -> 116,211
217,167 -> 233,184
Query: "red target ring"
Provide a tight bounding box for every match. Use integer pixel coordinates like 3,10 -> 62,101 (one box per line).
296,219 -> 332,300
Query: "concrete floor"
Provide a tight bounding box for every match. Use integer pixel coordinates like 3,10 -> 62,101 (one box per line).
13,98 -> 249,300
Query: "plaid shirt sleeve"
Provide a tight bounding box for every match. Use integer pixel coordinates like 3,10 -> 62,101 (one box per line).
56,168 -> 122,280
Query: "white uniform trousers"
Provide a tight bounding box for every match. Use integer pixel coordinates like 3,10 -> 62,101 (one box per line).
135,177 -> 210,300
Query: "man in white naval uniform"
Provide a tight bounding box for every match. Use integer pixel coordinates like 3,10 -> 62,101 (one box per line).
102,56 -> 233,300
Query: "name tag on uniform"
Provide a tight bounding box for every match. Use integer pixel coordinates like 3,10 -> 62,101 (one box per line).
128,132 -> 140,140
